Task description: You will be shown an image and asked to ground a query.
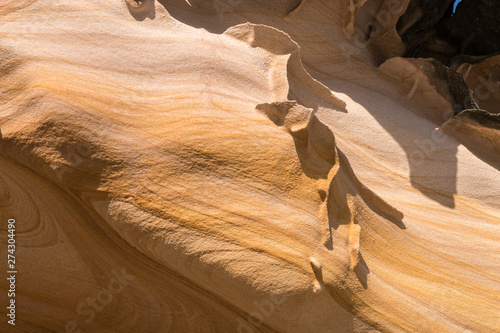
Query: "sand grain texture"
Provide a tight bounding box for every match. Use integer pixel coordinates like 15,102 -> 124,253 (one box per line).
0,1 -> 499,332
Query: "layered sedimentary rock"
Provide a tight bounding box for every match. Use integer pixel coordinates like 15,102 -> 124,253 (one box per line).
0,1 -> 499,332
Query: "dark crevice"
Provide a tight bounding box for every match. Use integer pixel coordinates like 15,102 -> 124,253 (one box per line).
392,0 -> 500,117
397,0 -> 500,65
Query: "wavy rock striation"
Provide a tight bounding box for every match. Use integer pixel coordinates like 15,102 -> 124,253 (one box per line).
0,1 -> 499,332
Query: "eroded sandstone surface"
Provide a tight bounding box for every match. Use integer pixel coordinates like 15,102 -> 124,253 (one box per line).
0,1 -> 499,332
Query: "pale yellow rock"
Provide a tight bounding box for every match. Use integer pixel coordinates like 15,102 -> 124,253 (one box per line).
0,1 -> 499,332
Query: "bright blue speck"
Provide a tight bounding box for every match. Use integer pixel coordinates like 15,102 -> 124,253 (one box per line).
453,0 -> 462,14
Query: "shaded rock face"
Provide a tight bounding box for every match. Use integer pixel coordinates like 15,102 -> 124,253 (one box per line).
397,0 -> 455,60
398,0 -> 500,62
392,0 -> 500,113
0,1 -> 499,333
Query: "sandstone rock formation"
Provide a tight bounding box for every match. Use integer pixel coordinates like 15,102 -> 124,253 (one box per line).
1,0 -> 499,332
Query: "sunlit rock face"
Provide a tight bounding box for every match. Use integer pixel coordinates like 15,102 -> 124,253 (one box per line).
0,1 -> 499,332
